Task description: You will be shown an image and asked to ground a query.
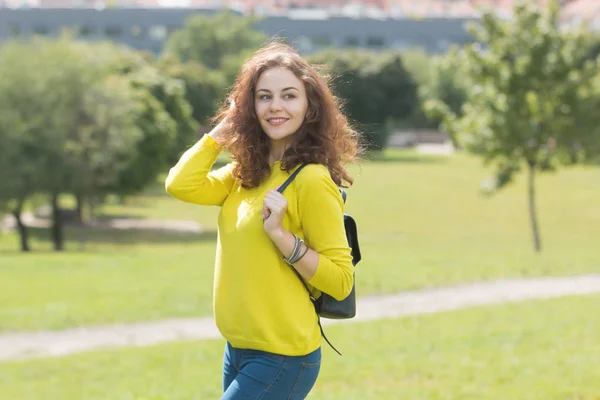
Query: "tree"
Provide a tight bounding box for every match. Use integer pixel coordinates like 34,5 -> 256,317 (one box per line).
0,109 -> 33,251
162,11 -> 265,122
408,49 -> 468,131
309,49 -> 418,150
397,47 -> 469,131
425,1 -> 600,252
0,38 -> 149,251
0,39 -> 63,251
589,33 -> 600,60
67,74 -> 145,218
164,11 -> 266,71
0,35 -> 200,252
79,43 -> 196,200
31,38 -> 125,250
157,55 -> 227,126
103,69 -> 179,198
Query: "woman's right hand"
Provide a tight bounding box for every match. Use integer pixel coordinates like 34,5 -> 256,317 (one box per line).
209,98 -> 235,144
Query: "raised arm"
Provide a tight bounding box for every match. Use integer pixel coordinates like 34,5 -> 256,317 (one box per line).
165,121 -> 235,207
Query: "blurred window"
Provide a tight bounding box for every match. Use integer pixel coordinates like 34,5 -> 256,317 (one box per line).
80,25 -> 96,37
149,25 -> 167,41
33,25 -> 50,36
10,25 -> 21,37
392,38 -> 411,49
312,35 -> 332,47
295,36 -> 313,53
367,36 -> 385,48
130,25 -> 146,38
437,39 -> 451,52
105,25 -> 123,39
345,36 -> 359,47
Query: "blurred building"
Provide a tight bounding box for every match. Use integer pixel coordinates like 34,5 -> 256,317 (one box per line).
561,0 -> 600,29
2,0 -> 596,18
1,0 -> 593,16
0,0 -> 597,55
0,7 -> 474,54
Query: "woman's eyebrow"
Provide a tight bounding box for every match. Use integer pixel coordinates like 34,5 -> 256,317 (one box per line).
256,87 -> 299,93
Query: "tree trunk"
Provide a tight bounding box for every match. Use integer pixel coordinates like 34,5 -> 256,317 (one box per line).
89,198 -> 96,220
51,192 -> 64,251
75,192 -> 84,224
89,191 -> 100,221
527,162 -> 542,252
11,198 -> 30,252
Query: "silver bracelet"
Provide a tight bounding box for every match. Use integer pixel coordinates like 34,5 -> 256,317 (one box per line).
290,244 -> 309,264
290,237 -> 304,263
283,235 -> 304,265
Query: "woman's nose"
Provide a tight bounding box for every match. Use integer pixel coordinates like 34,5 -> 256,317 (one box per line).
269,97 -> 283,111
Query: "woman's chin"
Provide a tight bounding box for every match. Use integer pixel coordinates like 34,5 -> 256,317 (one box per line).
266,132 -> 295,142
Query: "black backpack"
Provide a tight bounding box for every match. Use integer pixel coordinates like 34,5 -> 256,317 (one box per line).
278,163 -> 362,355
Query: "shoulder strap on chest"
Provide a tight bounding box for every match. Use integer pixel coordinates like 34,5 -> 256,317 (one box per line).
277,163 -> 309,194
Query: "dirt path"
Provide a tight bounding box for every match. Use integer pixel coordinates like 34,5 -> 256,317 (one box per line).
2,274 -> 600,362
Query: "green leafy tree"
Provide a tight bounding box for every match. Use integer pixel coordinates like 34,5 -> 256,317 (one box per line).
75,42 -> 196,215
417,50 -> 468,131
69,74 -> 144,217
134,67 -> 197,166
157,55 -> 227,126
425,1 -> 600,252
42,39 -> 151,250
398,47 -> 468,130
0,38 -> 151,251
309,49 -> 417,150
0,57 -> 40,251
0,38 -> 82,251
104,69 -> 179,198
164,11 -> 266,70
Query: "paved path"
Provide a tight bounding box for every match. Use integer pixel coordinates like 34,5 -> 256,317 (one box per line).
1,213 -> 204,233
2,274 -> 600,362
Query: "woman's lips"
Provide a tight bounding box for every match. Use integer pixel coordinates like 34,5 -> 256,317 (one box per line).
267,118 -> 289,126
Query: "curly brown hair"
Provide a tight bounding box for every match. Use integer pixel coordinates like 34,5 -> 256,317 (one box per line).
213,42 -> 363,189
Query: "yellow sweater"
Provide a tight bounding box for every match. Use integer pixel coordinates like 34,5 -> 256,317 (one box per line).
165,135 -> 354,356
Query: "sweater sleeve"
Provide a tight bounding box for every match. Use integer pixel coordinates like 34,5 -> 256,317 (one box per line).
165,135 -> 235,207
298,165 -> 354,301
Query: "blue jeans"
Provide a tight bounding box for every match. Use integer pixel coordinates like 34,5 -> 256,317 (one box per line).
221,342 -> 321,400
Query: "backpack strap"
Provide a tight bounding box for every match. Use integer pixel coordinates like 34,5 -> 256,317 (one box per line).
287,263 -> 343,356
340,189 -> 347,204
277,163 -> 309,194
279,164 -> 347,205
277,162 -> 343,356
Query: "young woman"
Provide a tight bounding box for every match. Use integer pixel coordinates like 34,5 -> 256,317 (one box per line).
165,42 -> 362,399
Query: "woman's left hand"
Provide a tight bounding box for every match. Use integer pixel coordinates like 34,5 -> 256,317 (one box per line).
262,189 -> 287,237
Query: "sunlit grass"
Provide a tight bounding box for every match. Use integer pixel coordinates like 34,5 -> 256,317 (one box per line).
1,294 -> 599,399
1,149 -> 599,332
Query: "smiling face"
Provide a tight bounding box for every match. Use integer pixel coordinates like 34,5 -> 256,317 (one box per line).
254,67 -> 309,158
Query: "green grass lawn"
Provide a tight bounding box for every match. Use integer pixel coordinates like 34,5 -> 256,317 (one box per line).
1,294 -> 600,400
1,149 -> 599,332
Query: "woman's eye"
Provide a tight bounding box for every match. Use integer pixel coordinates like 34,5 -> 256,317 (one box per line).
257,93 -> 295,100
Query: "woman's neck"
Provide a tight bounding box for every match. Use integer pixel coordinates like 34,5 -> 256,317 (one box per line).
269,154 -> 283,164
269,140 -> 288,164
